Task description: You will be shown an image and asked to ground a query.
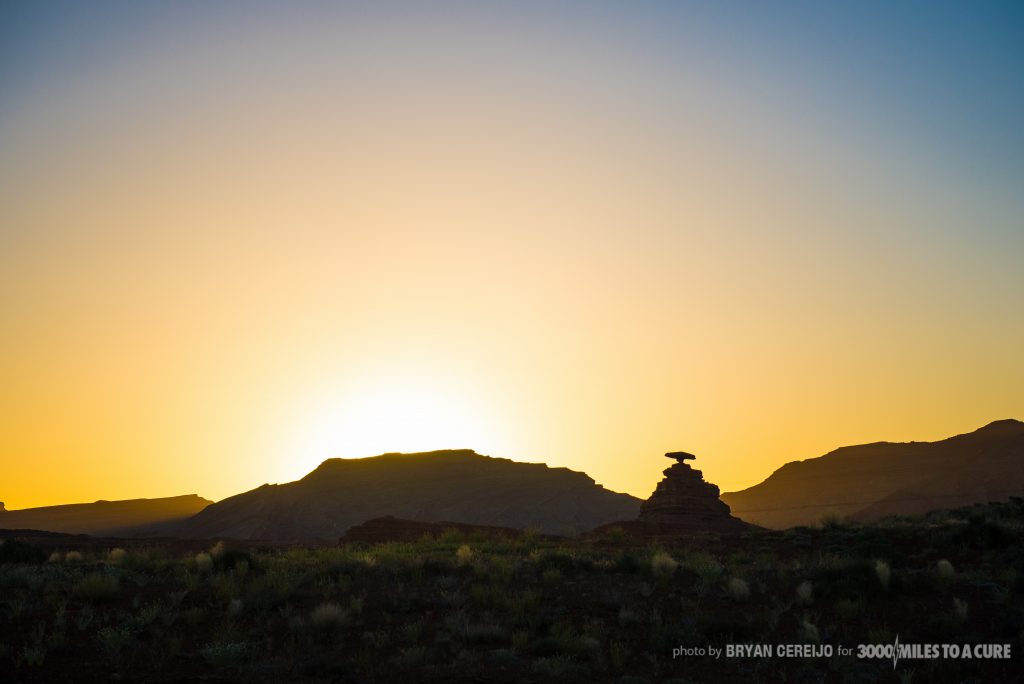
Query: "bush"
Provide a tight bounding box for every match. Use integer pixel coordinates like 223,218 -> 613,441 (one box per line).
64,551 -> 84,563
874,560 -> 891,591
936,559 -> 956,581
456,544 -> 474,566
801,617 -> 820,643
96,625 -> 135,658
74,573 -> 119,603
650,552 -> 678,581
796,580 -> 813,606
107,548 -> 127,564
194,552 -> 213,573
215,548 -> 253,573
727,577 -> 750,601
952,598 -> 968,623
310,602 -> 348,631
0,539 -> 47,564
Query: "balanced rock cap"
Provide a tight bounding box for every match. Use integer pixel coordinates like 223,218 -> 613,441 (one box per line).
665,451 -> 696,461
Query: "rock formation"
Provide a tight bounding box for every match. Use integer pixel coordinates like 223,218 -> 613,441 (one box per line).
722,419 -> 1024,529
638,451 -> 747,531
168,449 -> 642,540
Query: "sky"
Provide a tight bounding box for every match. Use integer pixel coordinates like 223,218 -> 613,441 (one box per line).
2,1 -> 1022,509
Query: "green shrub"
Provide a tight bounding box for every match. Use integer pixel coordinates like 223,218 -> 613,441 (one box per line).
74,573 -> 119,604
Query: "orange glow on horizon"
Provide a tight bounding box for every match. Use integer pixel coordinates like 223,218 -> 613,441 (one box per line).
1,4 -> 1022,510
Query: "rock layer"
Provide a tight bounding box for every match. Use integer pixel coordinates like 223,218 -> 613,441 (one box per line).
638,452 -> 747,531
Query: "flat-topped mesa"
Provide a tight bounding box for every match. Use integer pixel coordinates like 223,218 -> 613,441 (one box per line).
638,451 -> 747,531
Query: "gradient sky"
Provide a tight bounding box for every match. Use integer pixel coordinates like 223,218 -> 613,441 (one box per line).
2,1 -> 1023,509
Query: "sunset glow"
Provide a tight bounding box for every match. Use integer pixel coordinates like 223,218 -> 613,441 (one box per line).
1,2 -> 1022,509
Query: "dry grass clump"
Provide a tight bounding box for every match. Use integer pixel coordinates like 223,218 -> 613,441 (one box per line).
456,544 -> 474,565
74,573 -> 120,603
310,602 -> 348,631
727,577 -> 750,601
874,560 -> 891,591
195,552 -> 213,573
796,580 -> 813,606
650,552 -> 678,581
936,559 -> 956,580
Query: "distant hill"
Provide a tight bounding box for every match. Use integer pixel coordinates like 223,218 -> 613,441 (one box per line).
0,495 -> 212,536
720,420 -> 1024,529
167,449 -> 642,539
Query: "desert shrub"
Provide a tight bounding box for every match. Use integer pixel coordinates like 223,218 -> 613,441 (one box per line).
246,569 -> 293,611
181,607 -> 207,626
464,623 -> 509,646
194,552 -> 213,573
531,654 -> 589,678
74,573 -> 119,603
800,616 -> 820,643
619,677 -> 652,684
935,559 -> 956,581
0,539 -> 47,564
650,552 -> 678,581
617,608 -> 642,628
96,625 -> 135,658
541,568 -> 563,585
727,577 -> 750,601
874,560 -> 891,591
399,618 -> 425,644
698,612 -> 751,641
201,640 -> 253,669
47,551 -> 62,563
819,512 -> 846,530
796,580 -> 813,606
209,541 -> 226,558
949,516 -> 1014,549
614,550 -> 644,574
836,598 -> 862,621
64,551 -> 84,563
107,548 -> 127,565
692,556 -> 723,593
812,557 -> 883,598
310,602 -> 348,631
455,544 -> 474,565
215,548 -> 253,573
952,597 -> 968,623
394,646 -> 427,667
532,548 -> 588,574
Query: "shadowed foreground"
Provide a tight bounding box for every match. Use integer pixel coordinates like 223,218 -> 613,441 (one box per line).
2,499 -> 1022,683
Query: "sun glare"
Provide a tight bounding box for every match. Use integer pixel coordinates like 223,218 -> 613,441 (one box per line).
284,374 -> 508,478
